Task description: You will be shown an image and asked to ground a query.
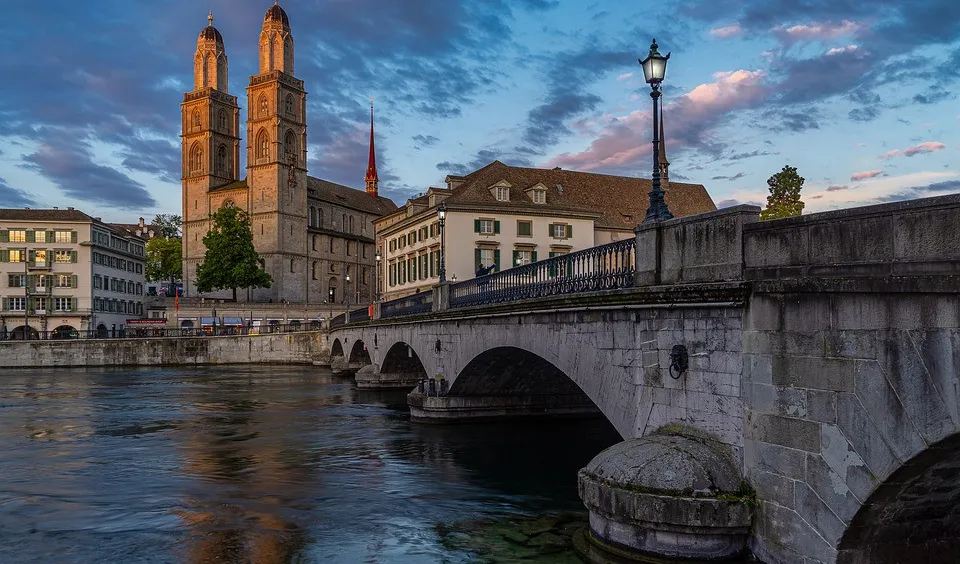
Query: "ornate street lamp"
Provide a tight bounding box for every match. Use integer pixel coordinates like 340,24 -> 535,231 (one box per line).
375,247 -> 382,302
345,273 -> 351,323
639,38 -> 673,223
437,202 -> 447,283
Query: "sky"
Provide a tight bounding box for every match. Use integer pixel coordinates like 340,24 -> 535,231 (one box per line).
1,0 -> 959,222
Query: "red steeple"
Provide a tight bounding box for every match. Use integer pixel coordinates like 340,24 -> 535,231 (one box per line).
364,99 -> 379,197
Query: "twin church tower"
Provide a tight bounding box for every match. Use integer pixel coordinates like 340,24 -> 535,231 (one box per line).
181,3 -> 388,304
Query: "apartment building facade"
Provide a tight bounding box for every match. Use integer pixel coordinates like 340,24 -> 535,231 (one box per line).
0,209 -> 147,338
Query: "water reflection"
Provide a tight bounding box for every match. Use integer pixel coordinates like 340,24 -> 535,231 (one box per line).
0,365 -> 622,563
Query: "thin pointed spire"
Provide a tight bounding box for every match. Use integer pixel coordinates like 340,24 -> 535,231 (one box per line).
208,10 -> 213,26
365,98 -> 379,197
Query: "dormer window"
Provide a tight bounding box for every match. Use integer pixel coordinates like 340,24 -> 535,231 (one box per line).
496,186 -> 510,202
531,190 -> 546,204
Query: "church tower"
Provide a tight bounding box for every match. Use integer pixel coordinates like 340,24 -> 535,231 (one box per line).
365,101 -> 379,197
658,105 -> 670,187
246,2 -> 307,303
181,12 -> 241,298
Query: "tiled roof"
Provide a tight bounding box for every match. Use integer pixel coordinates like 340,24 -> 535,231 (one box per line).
0,208 -> 95,222
438,161 -> 716,229
208,177 -> 398,216
307,177 -> 398,216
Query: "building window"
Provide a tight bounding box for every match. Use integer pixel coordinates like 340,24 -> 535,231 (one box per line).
517,220 -> 532,237
8,297 -> 25,311
312,261 -> 318,280
550,223 -> 571,239
192,109 -> 201,128
479,248 -> 495,269
284,129 -> 296,159
312,235 -> 318,251
329,238 -> 335,253
285,93 -> 294,114
290,259 -> 295,273
513,249 -> 535,266
496,186 -> 510,201
35,297 -> 47,313
217,145 -> 227,175
531,190 -> 546,204
218,109 -> 227,130
259,94 -> 269,117
55,275 -> 71,288
256,130 -> 270,159
346,241 -> 352,257
34,230 -> 47,243
35,275 -> 47,291
54,297 -> 72,312
477,219 -> 495,234
9,230 -> 25,243
349,216 -> 355,233
55,250 -> 72,263
33,249 -> 46,267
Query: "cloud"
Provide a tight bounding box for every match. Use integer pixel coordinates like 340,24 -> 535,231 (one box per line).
711,172 -> 747,181
709,24 -> 742,38
826,45 -> 860,56
903,142 -> 946,156
546,68 -> 768,173
616,72 -> 633,81
773,20 -> 861,44
0,177 -> 35,207
436,148 -> 532,176
20,131 -> 157,210
411,134 -> 440,148
879,149 -> 900,159
826,184 -> 849,191
716,198 -> 741,207
851,170 -> 883,181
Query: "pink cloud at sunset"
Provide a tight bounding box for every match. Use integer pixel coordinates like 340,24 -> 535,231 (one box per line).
774,20 -> 861,43
709,24 -> 742,39
903,141 -> 946,156
545,69 -> 768,171
851,170 -> 883,181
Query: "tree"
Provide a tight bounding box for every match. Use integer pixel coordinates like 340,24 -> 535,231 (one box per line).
145,237 -> 182,284
151,214 -> 182,238
760,165 -> 805,220
195,204 -> 271,301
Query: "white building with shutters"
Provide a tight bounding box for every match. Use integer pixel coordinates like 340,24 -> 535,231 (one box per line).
374,160 -> 717,301
0,208 -> 147,338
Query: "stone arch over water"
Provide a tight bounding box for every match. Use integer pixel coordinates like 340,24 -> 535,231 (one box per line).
347,339 -> 371,365
379,341 -> 428,380
330,338 -> 344,359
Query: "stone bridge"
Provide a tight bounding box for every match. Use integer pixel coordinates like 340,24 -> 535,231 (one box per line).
329,195 -> 960,564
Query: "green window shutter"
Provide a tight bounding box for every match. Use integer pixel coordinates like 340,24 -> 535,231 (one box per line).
26,231 -> 35,243
512,250 -> 520,267
71,297 -> 77,312
27,275 -> 34,287
547,223 -> 555,236
71,250 -> 78,263
71,275 -> 78,288
474,248 -> 481,271
0,230 -> 8,242
28,250 -> 35,263
566,224 -> 573,238
0,250 -> 8,262
493,220 -> 501,234
474,219 -> 481,233
47,231 -> 54,242
71,231 -> 78,243
531,251 -> 538,262
494,250 -> 501,272
548,252 -> 557,277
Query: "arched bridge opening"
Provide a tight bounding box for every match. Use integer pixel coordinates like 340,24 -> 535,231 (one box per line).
348,340 -> 371,366
358,341 -> 429,391
838,433 -> 960,564
330,338 -> 344,359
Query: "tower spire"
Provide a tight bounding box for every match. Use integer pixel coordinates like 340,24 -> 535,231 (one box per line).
365,98 -> 379,197
658,102 -> 669,184
208,10 -> 213,26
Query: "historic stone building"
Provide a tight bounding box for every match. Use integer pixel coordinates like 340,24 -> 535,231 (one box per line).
181,5 -> 396,305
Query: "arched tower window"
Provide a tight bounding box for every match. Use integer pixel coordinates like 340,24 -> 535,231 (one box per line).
349,216 -> 355,233
221,199 -> 235,209
312,261 -> 317,280
256,130 -> 270,159
217,145 -> 227,175
309,206 -> 316,227
285,94 -> 294,115
317,209 -> 323,228
218,109 -> 227,131
192,109 -> 201,129
259,94 -> 269,118
284,129 -> 296,159
189,143 -> 203,174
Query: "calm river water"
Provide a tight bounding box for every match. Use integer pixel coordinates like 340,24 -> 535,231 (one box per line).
0,365 -> 623,563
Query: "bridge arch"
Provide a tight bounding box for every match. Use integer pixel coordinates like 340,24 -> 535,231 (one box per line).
347,339 -> 371,365
330,338 -> 344,359
837,433 -> 960,564
452,346 -> 591,398
380,341 -> 428,380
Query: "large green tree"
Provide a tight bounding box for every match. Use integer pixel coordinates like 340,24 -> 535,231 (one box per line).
195,204 -> 271,301
760,165 -> 806,220
145,236 -> 182,284
151,214 -> 182,238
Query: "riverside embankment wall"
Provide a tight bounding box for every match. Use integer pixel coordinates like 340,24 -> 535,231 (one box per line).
0,331 -> 330,368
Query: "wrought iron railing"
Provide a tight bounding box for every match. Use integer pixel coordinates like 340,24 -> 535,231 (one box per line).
381,291 -> 434,318
0,322 -> 321,342
449,237 -> 636,309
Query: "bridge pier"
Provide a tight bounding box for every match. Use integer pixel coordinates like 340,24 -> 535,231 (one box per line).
407,391 -> 600,422
355,365 -> 421,390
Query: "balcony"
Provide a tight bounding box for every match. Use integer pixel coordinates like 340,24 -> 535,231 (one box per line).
27,261 -> 50,271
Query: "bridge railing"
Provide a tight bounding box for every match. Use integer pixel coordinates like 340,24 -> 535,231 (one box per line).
381,291 -> 434,318
449,236 -> 636,309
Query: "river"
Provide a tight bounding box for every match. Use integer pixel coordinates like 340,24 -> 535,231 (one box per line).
0,365 -> 622,563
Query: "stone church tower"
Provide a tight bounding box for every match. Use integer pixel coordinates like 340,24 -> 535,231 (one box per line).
245,2 -> 307,302
181,13 -> 241,298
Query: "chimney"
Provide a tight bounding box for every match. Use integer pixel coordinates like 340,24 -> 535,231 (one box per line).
53,206 -> 59,210
138,216 -> 145,228
67,207 -> 74,210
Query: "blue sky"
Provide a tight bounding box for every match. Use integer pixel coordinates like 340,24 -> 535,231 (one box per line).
1,0 -> 958,221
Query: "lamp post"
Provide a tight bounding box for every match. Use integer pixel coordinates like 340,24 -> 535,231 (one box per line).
375,248 -> 382,302
345,273 -> 351,323
437,202 -> 447,283
211,306 -> 217,336
22,247 -> 28,340
327,289 -> 333,322
639,38 -> 673,224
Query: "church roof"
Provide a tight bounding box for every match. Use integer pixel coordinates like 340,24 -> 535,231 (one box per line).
308,177 -> 398,215
199,12 -> 223,44
264,3 -> 290,28
434,161 -> 715,230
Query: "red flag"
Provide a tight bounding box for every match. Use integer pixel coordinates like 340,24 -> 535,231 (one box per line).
175,290 -> 179,312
